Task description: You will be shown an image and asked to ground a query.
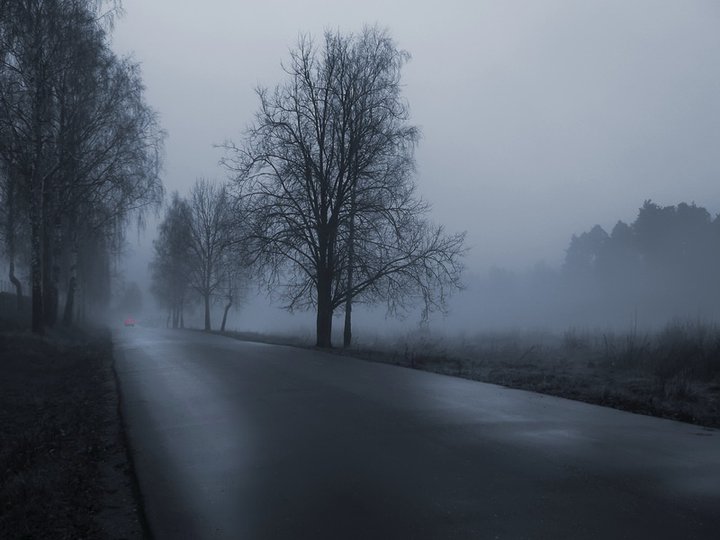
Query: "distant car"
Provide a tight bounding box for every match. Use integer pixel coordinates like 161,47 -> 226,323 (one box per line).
124,317 -> 136,327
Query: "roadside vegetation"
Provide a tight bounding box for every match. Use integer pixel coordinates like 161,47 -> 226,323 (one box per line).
0,326 -> 145,538
217,320 -> 720,429
0,0 -> 164,334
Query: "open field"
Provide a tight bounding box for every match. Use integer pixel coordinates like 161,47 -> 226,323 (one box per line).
218,321 -> 720,428
0,327 -> 145,539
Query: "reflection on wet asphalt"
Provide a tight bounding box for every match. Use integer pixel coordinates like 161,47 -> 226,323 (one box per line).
114,328 -> 720,539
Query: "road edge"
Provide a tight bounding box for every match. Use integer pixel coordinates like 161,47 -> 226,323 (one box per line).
110,340 -> 155,540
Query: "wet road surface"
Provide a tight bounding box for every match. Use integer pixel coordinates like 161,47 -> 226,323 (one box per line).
113,328 -> 720,539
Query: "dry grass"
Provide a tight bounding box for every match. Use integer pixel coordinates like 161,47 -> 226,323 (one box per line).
217,321 -> 720,428
343,322 -> 720,428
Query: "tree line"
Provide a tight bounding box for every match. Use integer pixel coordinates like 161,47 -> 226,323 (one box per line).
150,180 -> 243,333
152,27 -> 466,347
0,0 -> 164,332
454,200 -> 720,331
564,200 -> 720,312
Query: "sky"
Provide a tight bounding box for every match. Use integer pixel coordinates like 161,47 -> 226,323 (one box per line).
111,0 -> 720,273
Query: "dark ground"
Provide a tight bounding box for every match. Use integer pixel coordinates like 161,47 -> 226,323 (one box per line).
0,325 -> 145,539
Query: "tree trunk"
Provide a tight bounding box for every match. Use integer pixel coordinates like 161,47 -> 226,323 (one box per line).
42,224 -> 54,326
62,276 -> 76,326
79,283 -> 87,324
42,215 -> 62,327
62,233 -> 78,326
204,293 -> 211,331
5,175 -> 23,311
50,213 -> 62,326
220,295 -> 232,332
343,193 -> 356,348
9,260 -> 22,311
172,305 -> 179,328
166,309 -> 171,328
343,298 -> 352,348
29,41 -> 46,334
30,195 -> 43,333
180,299 -> 185,329
41,169 -> 59,327
316,273 -> 333,348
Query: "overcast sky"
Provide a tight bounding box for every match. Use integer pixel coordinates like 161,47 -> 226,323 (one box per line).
112,0 -> 720,272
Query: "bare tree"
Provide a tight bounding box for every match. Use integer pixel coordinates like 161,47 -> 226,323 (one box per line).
219,250 -> 248,333
186,179 -> 235,331
55,46 -> 164,325
150,193 -> 192,329
223,27 -> 465,348
331,27 -> 465,347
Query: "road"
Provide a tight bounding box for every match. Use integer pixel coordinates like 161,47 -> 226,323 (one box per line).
113,328 -> 720,539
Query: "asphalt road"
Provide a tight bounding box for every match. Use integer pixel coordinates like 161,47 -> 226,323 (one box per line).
113,328 -> 720,539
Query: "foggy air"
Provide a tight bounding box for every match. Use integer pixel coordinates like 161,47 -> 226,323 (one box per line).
1,1 -> 719,539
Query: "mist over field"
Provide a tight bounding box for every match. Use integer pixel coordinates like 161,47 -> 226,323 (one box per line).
3,0 -> 720,344
105,0 -> 720,343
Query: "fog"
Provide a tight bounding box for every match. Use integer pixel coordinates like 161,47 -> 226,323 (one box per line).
106,0 -> 720,338
138,199 -> 720,339
4,4 -> 720,535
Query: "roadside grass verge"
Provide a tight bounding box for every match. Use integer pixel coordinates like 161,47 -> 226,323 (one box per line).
0,326 -> 144,539
215,321 -> 720,429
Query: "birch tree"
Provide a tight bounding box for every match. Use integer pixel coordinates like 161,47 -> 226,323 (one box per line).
0,0 -> 163,330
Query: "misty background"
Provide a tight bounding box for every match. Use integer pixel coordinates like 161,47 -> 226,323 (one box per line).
108,0 -> 720,336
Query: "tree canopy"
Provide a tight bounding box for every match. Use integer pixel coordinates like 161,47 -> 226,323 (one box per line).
0,0 -> 164,330
223,27 -> 464,347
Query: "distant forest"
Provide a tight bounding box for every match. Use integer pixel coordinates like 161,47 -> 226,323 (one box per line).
456,201 -> 720,330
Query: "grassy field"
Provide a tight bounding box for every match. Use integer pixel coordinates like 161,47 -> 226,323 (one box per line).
219,321 -> 720,429
0,327 -> 145,539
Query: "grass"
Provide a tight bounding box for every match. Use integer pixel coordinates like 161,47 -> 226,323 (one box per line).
218,321 -> 720,429
0,326 -> 144,539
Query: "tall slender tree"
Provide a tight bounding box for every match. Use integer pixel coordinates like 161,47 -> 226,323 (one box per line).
150,193 -> 192,329
186,179 -> 235,331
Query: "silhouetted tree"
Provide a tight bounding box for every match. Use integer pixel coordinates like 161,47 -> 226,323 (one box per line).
595,220 -> 640,294
150,193 -> 192,328
219,255 -> 247,333
0,0 -> 163,331
564,225 -> 608,276
564,200 -> 720,322
224,27 -> 465,347
186,179 -> 235,331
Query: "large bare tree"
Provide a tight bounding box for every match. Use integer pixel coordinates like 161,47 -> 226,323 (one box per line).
224,27 -> 464,348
